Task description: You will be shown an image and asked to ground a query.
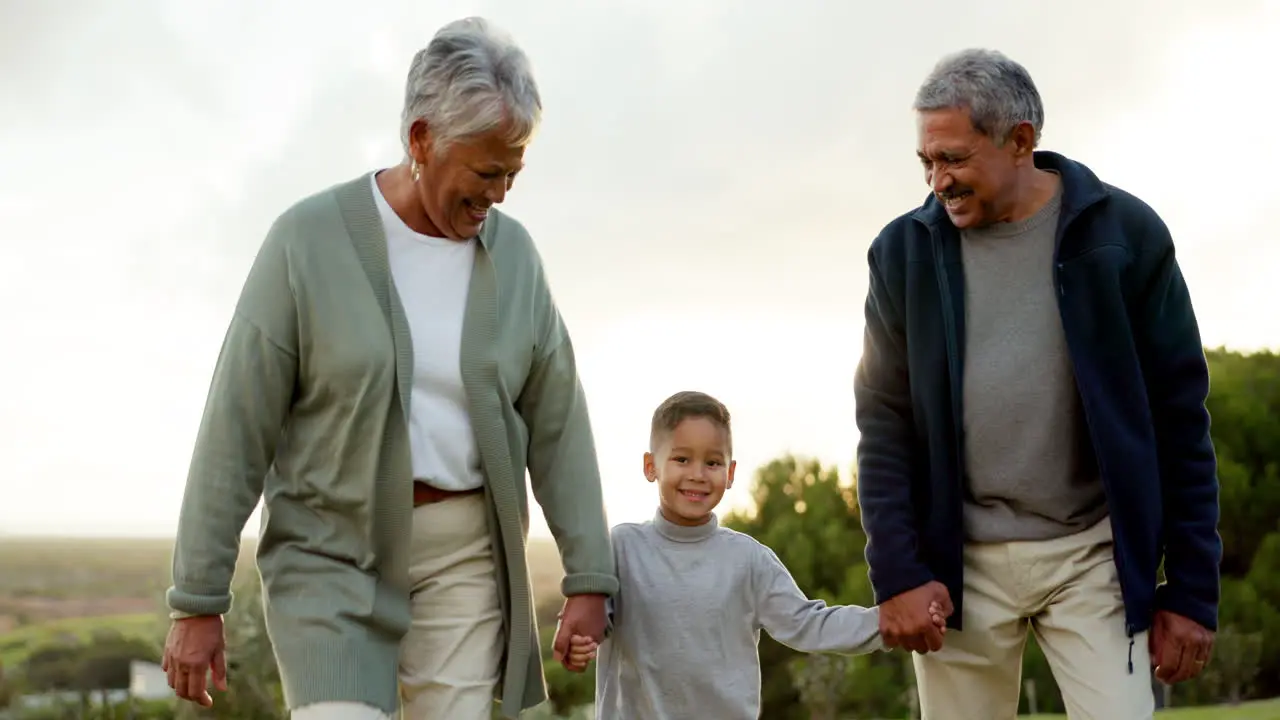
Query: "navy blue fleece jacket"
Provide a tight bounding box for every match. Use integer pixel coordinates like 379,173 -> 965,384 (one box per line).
854,151 -> 1222,638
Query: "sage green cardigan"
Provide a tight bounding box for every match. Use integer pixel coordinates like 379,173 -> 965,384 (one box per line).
166,174 -> 618,716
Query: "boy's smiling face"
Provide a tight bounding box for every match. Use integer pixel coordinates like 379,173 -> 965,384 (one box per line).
645,416 -> 736,526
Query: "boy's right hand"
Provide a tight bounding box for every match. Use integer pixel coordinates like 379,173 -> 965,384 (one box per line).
565,633 -> 598,672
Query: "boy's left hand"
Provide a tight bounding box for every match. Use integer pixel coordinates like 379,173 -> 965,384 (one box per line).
564,634 -> 598,672
928,601 -> 948,634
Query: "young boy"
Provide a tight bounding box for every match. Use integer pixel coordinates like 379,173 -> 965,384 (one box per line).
566,390 -> 945,719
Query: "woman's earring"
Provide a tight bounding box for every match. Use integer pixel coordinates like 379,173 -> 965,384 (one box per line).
410,159 -> 421,183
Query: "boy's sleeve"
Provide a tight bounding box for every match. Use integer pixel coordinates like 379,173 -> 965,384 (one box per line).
751,542 -> 883,655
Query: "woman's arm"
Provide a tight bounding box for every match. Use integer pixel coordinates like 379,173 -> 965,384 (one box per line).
167,221 -> 299,617
516,298 -> 618,599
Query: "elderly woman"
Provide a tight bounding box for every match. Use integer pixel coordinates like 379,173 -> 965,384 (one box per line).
160,17 -> 616,720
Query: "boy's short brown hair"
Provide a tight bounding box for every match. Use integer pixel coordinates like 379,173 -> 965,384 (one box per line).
649,390 -> 733,456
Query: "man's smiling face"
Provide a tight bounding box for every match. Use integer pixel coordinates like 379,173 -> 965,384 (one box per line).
916,106 -> 1022,229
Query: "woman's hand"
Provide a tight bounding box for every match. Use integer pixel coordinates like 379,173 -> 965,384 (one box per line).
162,615 -> 228,707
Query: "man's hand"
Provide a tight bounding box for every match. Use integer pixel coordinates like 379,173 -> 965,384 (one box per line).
552,593 -> 607,672
1151,609 -> 1214,684
879,581 -> 953,654
162,615 -> 227,707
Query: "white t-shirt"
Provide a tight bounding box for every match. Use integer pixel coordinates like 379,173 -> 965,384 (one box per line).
371,171 -> 484,491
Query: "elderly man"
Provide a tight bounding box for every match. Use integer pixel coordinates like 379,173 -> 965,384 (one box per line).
853,48 -> 1221,719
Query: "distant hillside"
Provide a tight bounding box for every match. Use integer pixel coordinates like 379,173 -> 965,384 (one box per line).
0,535 -> 566,631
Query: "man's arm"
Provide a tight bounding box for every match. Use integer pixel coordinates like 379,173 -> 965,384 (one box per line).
1133,217 -> 1222,633
854,248 -> 932,602
167,222 -> 299,617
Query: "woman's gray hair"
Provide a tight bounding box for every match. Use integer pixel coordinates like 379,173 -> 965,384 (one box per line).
913,49 -> 1044,146
399,17 -> 542,156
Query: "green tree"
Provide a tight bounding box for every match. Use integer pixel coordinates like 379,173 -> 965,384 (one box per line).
74,630 -> 160,691
1205,627 -> 1264,705
22,644 -> 82,693
789,653 -> 847,720
1204,349 -> 1280,578
1246,532 -> 1280,605
1202,349 -> 1280,701
0,665 -> 17,710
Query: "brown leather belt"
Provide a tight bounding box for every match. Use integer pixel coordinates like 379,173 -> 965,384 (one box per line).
413,481 -> 483,507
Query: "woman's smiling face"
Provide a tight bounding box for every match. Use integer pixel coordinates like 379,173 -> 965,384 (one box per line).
408,120 -> 526,239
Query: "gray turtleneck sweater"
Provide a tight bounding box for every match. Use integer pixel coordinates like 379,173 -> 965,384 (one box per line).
594,510 -> 882,720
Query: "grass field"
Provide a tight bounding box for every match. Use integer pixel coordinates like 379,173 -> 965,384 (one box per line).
1027,697 -> 1280,719
0,536 -> 564,607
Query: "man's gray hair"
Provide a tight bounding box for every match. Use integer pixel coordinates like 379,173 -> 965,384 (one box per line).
914,49 -> 1044,146
399,17 -> 541,156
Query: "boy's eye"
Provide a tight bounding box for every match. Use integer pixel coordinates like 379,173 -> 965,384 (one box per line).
671,456 -> 688,464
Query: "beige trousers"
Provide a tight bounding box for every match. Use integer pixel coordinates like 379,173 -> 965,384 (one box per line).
400,492 -> 505,719
293,493 -> 504,720
913,517 -> 1155,720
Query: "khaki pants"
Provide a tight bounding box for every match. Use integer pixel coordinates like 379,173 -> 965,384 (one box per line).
913,517 -> 1155,720
400,492 -> 505,719
294,493 -> 504,720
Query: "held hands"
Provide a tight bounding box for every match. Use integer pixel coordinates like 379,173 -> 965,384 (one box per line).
1151,609 -> 1215,684
161,615 -> 228,707
880,580 -> 955,654
552,593 -> 608,672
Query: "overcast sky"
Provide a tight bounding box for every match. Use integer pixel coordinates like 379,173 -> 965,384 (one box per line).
1,0 -> 1276,538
